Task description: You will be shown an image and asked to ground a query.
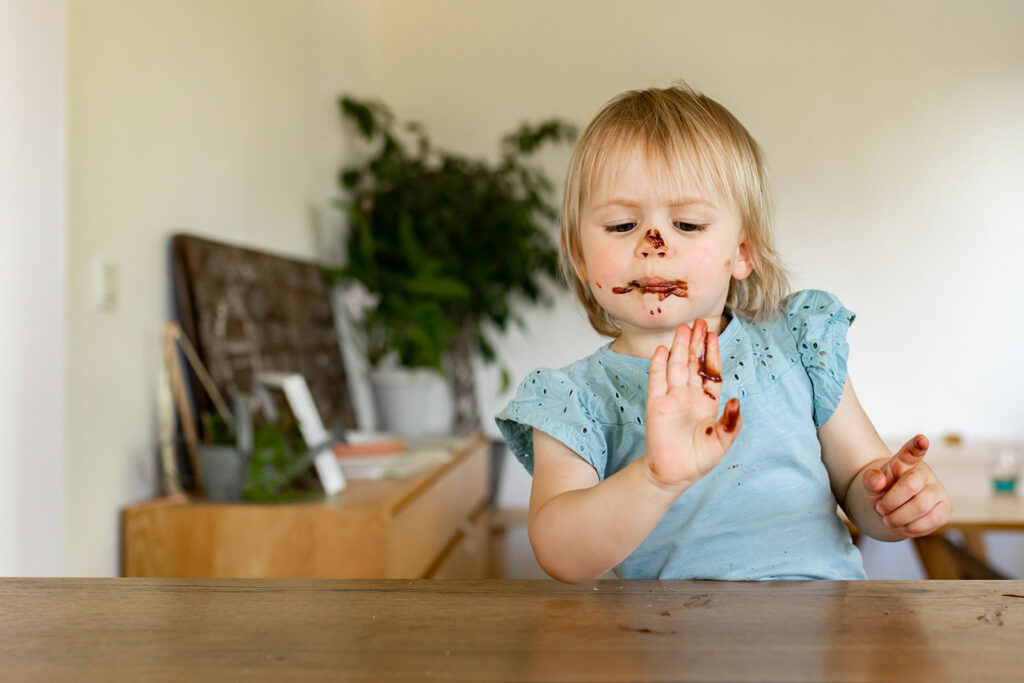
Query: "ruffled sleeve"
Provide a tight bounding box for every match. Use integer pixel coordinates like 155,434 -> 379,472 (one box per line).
495,368 -> 608,477
784,290 -> 856,429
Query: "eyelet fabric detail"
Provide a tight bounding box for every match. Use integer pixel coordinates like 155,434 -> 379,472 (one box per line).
782,289 -> 855,428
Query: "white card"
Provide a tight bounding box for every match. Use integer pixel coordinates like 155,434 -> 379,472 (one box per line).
314,449 -> 347,495
256,372 -> 329,447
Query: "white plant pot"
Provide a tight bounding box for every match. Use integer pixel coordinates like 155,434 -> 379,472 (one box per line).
368,367 -> 453,437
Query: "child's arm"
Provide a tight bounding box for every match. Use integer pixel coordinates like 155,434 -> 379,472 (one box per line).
528,320 -> 742,583
818,376 -> 952,541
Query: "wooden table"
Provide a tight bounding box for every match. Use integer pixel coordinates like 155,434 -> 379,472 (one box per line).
3,578 -> 1023,681
891,440 -> 1024,578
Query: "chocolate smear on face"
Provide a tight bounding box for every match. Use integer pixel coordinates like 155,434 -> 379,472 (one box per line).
612,280 -> 688,300
645,229 -> 665,250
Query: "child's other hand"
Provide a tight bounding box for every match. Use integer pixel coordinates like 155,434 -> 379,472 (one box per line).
861,435 -> 952,537
643,319 -> 742,490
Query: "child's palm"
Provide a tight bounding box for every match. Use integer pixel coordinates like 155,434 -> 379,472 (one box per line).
644,320 -> 742,489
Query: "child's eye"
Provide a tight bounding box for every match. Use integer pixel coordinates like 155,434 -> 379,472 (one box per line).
605,222 -> 636,233
674,222 -> 707,232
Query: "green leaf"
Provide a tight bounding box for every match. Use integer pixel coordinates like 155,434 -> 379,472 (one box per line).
320,265 -> 345,285
340,96 -> 376,138
404,276 -> 471,300
397,213 -> 426,267
340,169 -> 361,189
477,333 -> 496,362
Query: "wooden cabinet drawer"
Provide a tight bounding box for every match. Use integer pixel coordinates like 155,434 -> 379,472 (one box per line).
387,441 -> 490,577
427,505 -> 490,579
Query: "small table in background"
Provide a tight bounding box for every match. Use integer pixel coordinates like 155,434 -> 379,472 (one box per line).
888,438 -> 1024,579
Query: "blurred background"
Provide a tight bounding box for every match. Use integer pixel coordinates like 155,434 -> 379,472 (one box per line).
2,0 -> 1022,578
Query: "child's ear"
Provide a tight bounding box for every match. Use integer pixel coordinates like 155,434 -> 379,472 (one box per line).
731,236 -> 754,281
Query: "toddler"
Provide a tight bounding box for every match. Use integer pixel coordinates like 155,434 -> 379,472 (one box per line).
496,84 -> 951,582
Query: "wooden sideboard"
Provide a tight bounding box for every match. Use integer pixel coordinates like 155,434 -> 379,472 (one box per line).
122,434 -> 491,579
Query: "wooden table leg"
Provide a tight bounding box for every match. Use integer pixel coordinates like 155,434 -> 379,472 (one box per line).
961,530 -> 987,560
913,533 -> 1007,579
913,535 -> 963,579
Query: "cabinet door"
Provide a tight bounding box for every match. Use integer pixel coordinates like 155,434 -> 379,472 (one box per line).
387,443 -> 489,577
428,507 -> 491,579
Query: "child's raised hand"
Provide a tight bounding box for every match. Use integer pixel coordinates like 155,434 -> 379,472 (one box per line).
642,319 -> 742,490
861,435 -> 952,537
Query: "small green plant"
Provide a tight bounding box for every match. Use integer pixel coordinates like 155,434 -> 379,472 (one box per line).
200,411 -> 236,446
201,410 -> 319,503
241,416 -> 320,503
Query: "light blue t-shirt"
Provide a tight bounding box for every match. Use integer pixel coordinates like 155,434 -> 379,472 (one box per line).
495,289 -> 867,580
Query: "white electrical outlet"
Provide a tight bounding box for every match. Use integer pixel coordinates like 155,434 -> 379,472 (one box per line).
94,259 -> 118,311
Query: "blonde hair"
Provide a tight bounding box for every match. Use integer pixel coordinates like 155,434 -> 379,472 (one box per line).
560,83 -> 790,336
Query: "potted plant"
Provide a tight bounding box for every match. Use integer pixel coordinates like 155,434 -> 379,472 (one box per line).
330,96 -> 575,434
198,401 -> 319,503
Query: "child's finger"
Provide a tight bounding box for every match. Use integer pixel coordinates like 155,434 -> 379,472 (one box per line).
701,331 -> 723,401
875,468 -> 929,517
897,499 -> 951,537
648,345 -> 669,397
666,324 -> 691,387
687,319 -> 707,387
861,468 -> 888,499
881,434 -> 929,484
710,398 -> 742,447
882,486 -> 940,529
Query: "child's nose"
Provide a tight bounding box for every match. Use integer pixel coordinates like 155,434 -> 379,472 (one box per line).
635,229 -> 668,259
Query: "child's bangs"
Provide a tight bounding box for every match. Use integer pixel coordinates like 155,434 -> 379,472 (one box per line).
581,121 -> 734,212
646,132 -> 734,210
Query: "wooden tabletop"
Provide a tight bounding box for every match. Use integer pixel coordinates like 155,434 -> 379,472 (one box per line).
3,578 -> 1023,681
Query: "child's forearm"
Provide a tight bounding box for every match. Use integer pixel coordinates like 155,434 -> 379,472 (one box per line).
528,458 -> 688,583
843,458 -> 904,542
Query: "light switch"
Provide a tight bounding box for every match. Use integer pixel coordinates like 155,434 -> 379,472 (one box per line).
94,259 -> 118,312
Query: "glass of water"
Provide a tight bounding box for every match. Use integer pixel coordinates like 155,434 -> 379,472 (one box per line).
991,448 -> 1021,495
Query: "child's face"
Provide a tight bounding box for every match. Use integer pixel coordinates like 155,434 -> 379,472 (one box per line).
578,150 -> 752,337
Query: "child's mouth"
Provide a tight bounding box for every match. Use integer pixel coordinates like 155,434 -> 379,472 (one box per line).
612,278 -> 688,300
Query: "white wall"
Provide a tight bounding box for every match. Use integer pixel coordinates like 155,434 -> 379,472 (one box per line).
368,0 -> 1024,442
368,0 -> 1024,577
0,0 -> 66,576
66,0 -> 379,575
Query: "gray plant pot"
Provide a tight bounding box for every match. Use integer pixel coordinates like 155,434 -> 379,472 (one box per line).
368,367 -> 453,437
196,445 -> 247,502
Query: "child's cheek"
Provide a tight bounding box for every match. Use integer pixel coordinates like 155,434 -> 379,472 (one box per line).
685,250 -> 734,296
688,251 -> 719,277
586,248 -> 623,285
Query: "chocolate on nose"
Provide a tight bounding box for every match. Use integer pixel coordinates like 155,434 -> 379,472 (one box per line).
639,229 -> 667,258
